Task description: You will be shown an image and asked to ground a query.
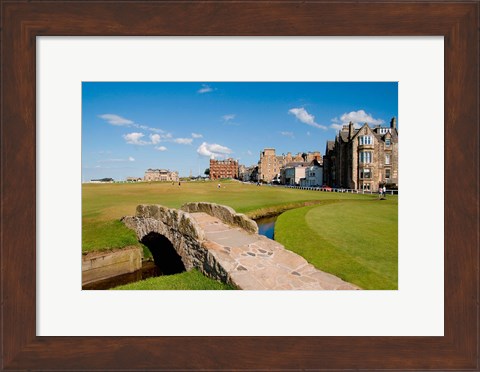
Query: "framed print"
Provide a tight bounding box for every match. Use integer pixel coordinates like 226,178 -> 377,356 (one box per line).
1,1 -> 478,370
37,38 -> 441,338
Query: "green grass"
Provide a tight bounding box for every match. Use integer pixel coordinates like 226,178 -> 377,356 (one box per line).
82,219 -> 140,252
275,198 -> 398,290
83,180 -> 397,289
111,269 -> 235,290
82,180 -> 376,252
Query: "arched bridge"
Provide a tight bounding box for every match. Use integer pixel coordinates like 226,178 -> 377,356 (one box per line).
122,202 -> 358,290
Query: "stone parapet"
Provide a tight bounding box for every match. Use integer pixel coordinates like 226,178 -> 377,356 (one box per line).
181,202 -> 258,234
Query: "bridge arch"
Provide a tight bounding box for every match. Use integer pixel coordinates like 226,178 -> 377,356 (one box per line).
140,232 -> 186,275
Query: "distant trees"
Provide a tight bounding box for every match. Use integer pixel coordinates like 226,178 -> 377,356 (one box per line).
204,168 -> 210,176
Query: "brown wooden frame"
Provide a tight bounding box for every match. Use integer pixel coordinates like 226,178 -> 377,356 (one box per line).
1,1 -> 478,370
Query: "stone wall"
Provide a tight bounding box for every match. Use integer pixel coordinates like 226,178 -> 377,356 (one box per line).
121,204 -> 234,285
82,246 -> 142,285
180,202 -> 258,234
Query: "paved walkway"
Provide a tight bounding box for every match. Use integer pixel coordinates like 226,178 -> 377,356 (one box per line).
190,212 -> 359,290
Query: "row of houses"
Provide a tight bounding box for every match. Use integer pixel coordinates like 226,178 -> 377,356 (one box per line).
232,118 -> 398,192
126,118 -> 398,192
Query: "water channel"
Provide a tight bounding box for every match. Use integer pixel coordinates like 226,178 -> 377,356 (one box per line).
255,214 -> 279,240
82,260 -> 161,290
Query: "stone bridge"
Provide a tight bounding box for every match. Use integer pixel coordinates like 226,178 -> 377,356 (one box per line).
122,202 -> 358,290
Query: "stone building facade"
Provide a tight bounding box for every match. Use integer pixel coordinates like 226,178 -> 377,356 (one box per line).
323,118 -> 398,192
144,169 -> 179,182
258,148 -> 322,183
238,165 -> 257,182
209,158 -> 238,180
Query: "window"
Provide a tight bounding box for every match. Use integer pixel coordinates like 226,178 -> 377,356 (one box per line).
385,169 -> 391,179
359,135 -> 373,145
359,151 -> 372,164
360,168 -> 371,179
385,138 -> 391,146
385,154 -> 391,164
362,183 -> 371,190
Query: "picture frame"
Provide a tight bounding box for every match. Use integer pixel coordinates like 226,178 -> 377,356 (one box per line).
1,1 -> 478,370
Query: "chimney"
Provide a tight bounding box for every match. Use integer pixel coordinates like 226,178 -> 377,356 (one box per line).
390,117 -> 397,130
348,121 -> 354,139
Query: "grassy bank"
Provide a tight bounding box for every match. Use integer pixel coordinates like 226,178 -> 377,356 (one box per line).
275,198 -> 398,290
112,269 -> 235,290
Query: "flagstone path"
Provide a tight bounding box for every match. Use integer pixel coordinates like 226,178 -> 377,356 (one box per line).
190,212 -> 359,290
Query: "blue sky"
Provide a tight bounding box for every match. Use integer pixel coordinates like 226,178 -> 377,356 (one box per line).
82,82 -> 398,180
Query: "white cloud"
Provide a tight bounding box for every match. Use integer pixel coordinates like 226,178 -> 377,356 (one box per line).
197,84 -> 213,94
306,131 -> 311,136
99,113 -> 165,134
123,132 -> 148,145
173,138 -> 193,145
155,146 -> 167,152
197,142 -> 233,159
247,150 -> 253,156
138,125 -> 164,134
128,156 -> 135,162
191,133 -> 203,138
330,123 -> 345,131
331,110 -> 384,128
150,134 -> 161,144
280,131 -> 295,138
222,114 -> 235,122
288,108 -> 327,130
98,114 -> 134,126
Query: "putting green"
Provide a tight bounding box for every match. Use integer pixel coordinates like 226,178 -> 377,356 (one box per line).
275,199 -> 398,290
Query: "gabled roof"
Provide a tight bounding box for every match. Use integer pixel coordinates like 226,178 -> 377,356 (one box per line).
350,123 -> 373,141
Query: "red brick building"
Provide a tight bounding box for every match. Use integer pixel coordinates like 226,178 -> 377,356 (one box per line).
209,158 -> 238,180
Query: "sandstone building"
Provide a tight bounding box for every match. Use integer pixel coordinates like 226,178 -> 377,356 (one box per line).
144,168 -> 179,182
323,118 -> 398,192
258,148 -> 322,183
209,158 -> 238,180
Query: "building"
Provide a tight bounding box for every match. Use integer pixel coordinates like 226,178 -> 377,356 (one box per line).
258,149 -> 281,183
209,158 -> 238,180
281,162 -> 308,185
300,159 -> 323,187
238,165 -> 257,182
144,169 -> 179,182
323,118 -> 398,192
257,148 -> 322,183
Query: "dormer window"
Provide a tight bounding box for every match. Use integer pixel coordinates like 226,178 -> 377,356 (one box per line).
385,138 -> 391,146
359,135 -> 373,145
